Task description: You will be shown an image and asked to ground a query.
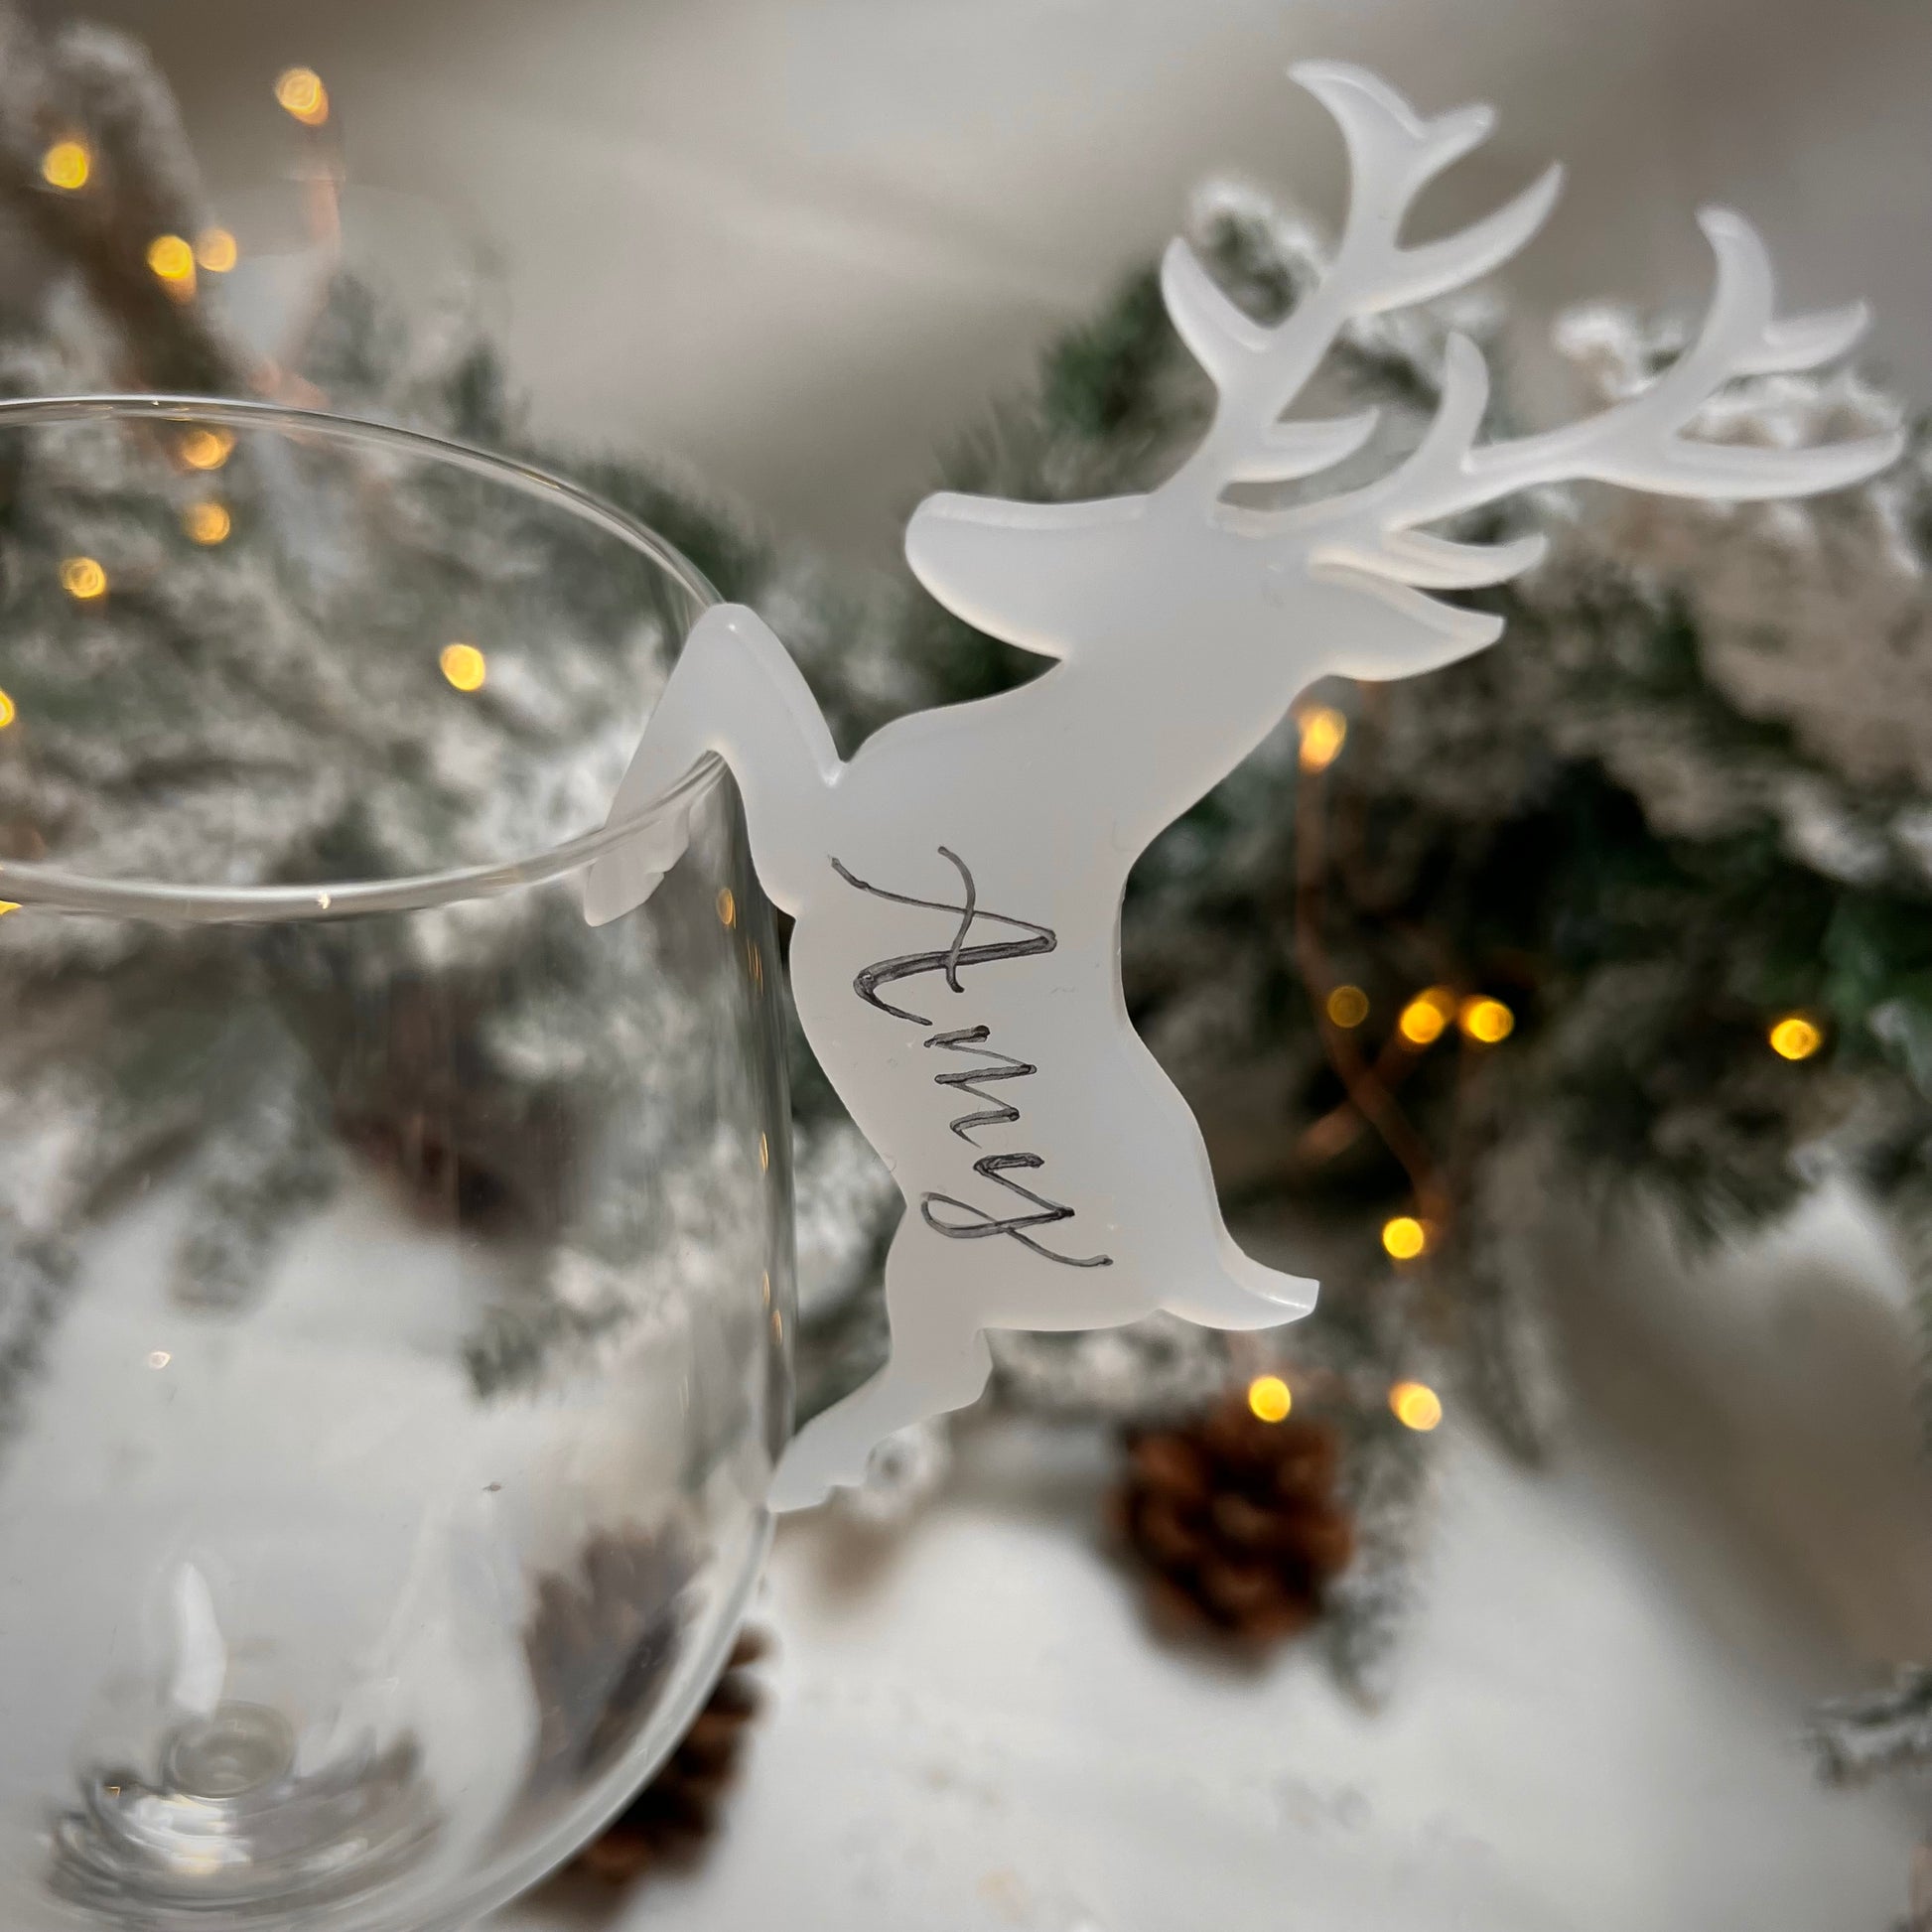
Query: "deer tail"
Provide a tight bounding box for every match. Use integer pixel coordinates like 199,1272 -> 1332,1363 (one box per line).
1168,1247 -> 1317,1331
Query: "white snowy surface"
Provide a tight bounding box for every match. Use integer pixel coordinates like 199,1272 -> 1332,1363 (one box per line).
496,1187 -> 1932,1932
9,1175 -> 1924,1931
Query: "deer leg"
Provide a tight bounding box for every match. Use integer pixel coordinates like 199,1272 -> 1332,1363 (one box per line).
769,1219 -> 992,1512
584,603 -> 841,925
1104,1024 -> 1318,1332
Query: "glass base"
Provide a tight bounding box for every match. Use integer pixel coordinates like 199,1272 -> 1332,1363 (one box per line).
50,1704 -> 439,1927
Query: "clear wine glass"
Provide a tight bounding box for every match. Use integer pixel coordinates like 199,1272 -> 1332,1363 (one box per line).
0,396 -> 793,1930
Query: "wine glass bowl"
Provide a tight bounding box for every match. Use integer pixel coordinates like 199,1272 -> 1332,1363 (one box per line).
0,399 -> 792,1931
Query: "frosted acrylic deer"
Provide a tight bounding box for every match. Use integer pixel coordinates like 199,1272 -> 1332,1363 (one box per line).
585,63 -> 1900,1509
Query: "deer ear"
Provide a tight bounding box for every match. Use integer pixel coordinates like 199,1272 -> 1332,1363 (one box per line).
1307,559 -> 1504,680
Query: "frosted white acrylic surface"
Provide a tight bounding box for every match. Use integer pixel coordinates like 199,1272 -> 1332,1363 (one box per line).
587,63 -> 1900,1510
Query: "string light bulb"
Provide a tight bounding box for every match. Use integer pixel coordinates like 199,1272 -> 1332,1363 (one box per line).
1458,995 -> 1515,1043
1769,1015 -> 1823,1061
717,888 -> 737,928
41,140 -> 90,191
146,233 -> 196,296
1389,1380 -> 1444,1432
1325,983 -> 1369,1029
195,228 -> 238,273
439,642 -> 486,691
179,428 -> 232,472
1247,1373 -> 1293,1423
1298,705 -> 1347,771
1381,1214 -> 1428,1261
1397,987 -> 1455,1047
274,68 -> 330,126
183,501 -> 231,545
60,556 -> 106,601
0,688 -> 14,729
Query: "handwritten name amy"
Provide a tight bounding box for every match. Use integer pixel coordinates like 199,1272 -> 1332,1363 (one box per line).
832,847 -> 1111,1270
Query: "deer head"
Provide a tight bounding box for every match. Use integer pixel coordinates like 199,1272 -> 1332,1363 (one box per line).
905,62 -> 1901,689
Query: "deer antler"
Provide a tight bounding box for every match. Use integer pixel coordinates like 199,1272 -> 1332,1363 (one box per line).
1161,69 -> 1904,659
1391,210 -> 1890,518
1282,207 -> 1903,633
1161,62 -> 1563,499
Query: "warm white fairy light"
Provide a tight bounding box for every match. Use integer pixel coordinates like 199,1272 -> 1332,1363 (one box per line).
179,428 -> 233,473
1397,988 -> 1453,1046
1381,1214 -> 1427,1261
1298,705 -> 1347,771
183,501 -> 231,545
1389,1380 -> 1443,1431
439,642 -> 486,691
1247,1373 -> 1293,1423
1769,1015 -> 1823,1061
61,556 -> 106,600
274,68 -> 330,127
1458,995 -> 1515,1043
1325,983 -> 1369,1028
41,140 -> 90,191
147,232 -> 195,297
196,228 -> 238,273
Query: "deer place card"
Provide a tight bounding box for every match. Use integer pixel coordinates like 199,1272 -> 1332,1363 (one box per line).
584,61 -> 1901,1510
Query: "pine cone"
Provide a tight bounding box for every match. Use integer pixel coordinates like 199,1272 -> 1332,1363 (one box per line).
1112,1390 -> 1354,1648
521,1526 -> 694,1795
574,1628 -> 770,1883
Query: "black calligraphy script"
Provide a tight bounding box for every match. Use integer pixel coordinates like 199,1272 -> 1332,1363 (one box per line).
831,847 -> 1111,1270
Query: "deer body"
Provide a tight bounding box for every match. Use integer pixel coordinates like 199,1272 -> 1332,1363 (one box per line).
585,64 -> 1899,1509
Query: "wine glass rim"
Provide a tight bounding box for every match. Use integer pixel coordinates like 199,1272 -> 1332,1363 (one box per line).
0,393 -> 727,925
